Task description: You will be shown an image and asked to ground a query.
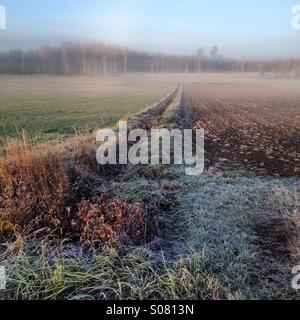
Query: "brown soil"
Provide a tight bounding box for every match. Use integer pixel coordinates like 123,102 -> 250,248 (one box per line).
182,83 -> 300,177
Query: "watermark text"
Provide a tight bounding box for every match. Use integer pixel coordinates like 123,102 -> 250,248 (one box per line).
96,121 -> 204,176
292,265 -> 300,290
0,266 -> 6,290
292,5 -> 300,30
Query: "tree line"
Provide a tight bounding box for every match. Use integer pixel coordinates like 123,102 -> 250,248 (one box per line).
0,42 -> 299,75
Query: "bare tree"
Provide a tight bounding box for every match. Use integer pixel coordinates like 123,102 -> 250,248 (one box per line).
210,46 -> 219,59
197,49 -> 205,72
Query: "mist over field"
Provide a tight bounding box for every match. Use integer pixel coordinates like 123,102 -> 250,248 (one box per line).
0,1 -> 300,303
1,0 -> 300,58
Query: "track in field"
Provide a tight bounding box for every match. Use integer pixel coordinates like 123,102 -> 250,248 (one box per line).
182,83 -> 300,177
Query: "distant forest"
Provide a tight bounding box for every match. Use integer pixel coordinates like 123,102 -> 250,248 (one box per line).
0,42 -> 299,75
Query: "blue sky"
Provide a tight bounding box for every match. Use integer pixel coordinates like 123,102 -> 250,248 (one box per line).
0,0 -> 299,57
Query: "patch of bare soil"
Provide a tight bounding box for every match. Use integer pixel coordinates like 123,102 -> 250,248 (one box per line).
183,84 -> 300,177
252,215 -> 300,263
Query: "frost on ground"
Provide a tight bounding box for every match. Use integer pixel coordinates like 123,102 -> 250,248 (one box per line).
1,164 -> 299,300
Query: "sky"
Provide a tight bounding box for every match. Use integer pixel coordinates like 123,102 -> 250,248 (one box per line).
0,0 -> 300,58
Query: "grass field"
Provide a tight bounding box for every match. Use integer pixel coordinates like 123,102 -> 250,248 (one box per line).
0,75 -> 178,143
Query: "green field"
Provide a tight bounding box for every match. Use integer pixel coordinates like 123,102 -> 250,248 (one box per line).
0,75 -> 179,143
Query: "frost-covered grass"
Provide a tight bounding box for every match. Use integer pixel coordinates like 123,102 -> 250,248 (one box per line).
1,165 -> 299,300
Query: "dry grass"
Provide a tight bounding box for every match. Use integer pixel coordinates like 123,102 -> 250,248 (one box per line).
0,132 -> 151,246
76,196 -> 145,246
0,132 -> 70,235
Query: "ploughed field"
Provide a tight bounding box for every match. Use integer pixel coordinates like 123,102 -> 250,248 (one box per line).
183,83 -> 300,177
